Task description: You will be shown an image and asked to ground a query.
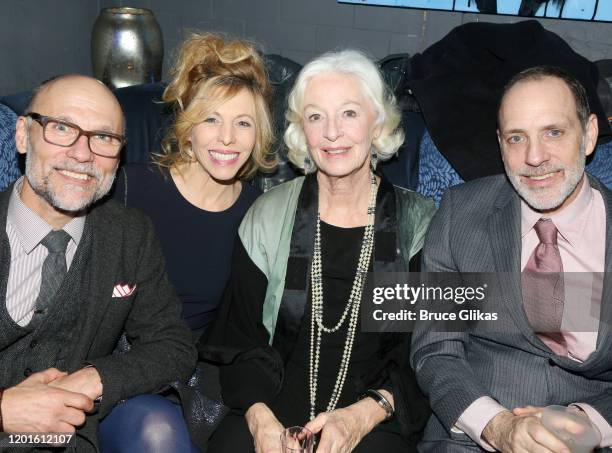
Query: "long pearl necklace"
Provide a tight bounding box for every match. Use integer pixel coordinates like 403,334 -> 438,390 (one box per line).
308,172 -> 377,421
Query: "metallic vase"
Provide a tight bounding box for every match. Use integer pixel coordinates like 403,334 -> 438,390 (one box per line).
91,7 -> 163,89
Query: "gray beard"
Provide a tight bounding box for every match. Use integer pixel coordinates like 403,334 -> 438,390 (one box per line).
25,138 -> 117,213
505,138 -> 587,212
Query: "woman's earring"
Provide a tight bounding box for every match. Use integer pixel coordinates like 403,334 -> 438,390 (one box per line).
370,148 -> 379,170
185,143 -> 195,161
303,153 -> 313,173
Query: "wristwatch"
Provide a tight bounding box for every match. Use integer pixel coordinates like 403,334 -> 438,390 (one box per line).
359,389 -> 394,420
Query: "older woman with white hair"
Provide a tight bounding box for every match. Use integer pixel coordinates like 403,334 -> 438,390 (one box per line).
201,49 -> 435,453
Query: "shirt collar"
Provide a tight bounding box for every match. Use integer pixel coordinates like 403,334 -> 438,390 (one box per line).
7,176 -> 86,253
521,174 -> 592,248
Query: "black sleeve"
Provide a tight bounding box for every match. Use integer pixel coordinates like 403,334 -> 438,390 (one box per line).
355,332 -> 430,442
355,250 -> 429,441
389,334 -> 431,442
199,238 -> 284,412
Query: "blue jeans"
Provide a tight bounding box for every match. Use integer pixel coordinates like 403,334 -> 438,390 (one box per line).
99,394 -> 200,453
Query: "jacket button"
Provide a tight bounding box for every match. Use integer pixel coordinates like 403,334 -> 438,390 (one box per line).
24,368 -> 32,377
548,358 -> 556,366
29,340 -> 38,348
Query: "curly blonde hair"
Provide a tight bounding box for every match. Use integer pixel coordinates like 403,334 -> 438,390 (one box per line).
155,32 -> 276,179
284,49 -> 403,173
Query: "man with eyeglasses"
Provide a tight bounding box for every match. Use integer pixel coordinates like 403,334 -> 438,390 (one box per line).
0,75 -> 196,451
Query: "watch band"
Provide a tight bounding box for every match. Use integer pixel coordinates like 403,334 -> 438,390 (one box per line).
360,389 -> 394,420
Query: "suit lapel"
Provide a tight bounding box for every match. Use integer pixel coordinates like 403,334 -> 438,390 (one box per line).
487,181 -> 550,353
489,176 -> 612,363
0,186 -> 12,309
0,185 -> 25,350
72,202 -> 124,359
550,176 -> 612,371
589,177 -> 612,354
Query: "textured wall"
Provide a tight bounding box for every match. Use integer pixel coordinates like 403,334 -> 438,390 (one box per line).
0,0 -> 99,95
104,0 -> 612,77
1,0 -> 611,95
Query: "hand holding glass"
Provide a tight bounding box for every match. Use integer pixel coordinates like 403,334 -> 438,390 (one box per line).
281,426 -> 314,453
541,405 -> 601,453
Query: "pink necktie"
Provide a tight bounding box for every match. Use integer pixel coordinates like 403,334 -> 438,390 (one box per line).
522,219 -> 567,356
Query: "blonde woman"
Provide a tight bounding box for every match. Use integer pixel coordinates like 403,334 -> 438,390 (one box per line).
102,33 -> 275,452
113,32 -> 275,339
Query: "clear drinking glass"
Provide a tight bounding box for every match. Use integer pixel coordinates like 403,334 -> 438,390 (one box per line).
542,405 -> 601,453
280,426 -> 314,453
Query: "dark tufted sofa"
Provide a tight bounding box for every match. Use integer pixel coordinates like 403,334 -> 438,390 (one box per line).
0,53 -> 419,194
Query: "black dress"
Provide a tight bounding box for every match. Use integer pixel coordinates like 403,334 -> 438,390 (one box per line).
113,164 -> 261,337
207,221 -> 411,452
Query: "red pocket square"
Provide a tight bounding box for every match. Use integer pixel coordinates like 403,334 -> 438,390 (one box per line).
112,283 -> 137,298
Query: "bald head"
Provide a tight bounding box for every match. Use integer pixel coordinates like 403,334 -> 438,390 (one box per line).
14,74 -> 125,227
28,75 -> 125,134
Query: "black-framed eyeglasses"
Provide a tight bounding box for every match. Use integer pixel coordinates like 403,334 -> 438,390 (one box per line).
26,112 -> 125,158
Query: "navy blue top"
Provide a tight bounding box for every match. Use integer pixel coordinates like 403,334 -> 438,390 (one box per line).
113,164 -> 261,336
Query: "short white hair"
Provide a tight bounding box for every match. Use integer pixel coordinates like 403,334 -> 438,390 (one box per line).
284,49 -> 404,173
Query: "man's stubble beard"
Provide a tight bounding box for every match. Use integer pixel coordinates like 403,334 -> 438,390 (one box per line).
24,135 -> 117,213
504,136 -> 586,212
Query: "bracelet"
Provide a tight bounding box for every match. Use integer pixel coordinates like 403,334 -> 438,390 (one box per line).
359,389 -> 394,420
0,388 -> 5,432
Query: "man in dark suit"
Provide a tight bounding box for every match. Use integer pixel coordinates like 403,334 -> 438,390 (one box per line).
0,75 -> 196,450
412,66 -> 611,452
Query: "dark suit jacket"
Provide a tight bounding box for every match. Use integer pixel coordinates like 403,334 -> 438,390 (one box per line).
0,184 -> 197,452
411,174 -> 612,451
